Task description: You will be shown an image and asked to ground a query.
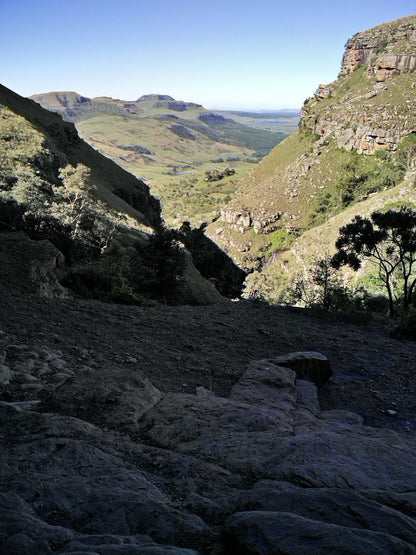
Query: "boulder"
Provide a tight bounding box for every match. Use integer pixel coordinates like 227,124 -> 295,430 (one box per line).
0,403 -> 209,550
118,144 -> 154,155
0,232 -> 67,298
198,113 -> 228,124
170,124 -> 196,139
0,364 -> 13,385
223,511 -> 415,554
237,485 -> 416,545
272,351 -> 332,385
40,367 -> 164,433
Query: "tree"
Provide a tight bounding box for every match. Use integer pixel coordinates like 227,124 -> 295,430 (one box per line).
331,207 -> 416,316
59,164 -> 96,232
396,132 -> 416,171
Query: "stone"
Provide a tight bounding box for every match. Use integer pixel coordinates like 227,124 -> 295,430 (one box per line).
376,54 -> 416,82
198,113 -> 228,124
272,351 -> 332,385
49,372 -> 73,386
263,424 -> 416,490
316,83 -> 334,99
0,232 -> 68,298
0,364 -> 13,385
231,360 -> 296,411
295,379 -> 320,414
40,369 -> 164,434
49,357 -> 66,370
223,511 -> 415,554
0,403 -> 209,551
0,492 -> 74,555
237,485 -> 416,545
170,124 -> 196,139
196,386 -> 213,396
118,144 -> 154,155
60,536 -> 198,553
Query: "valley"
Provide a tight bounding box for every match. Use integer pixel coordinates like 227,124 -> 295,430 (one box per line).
32,92 -> 295,227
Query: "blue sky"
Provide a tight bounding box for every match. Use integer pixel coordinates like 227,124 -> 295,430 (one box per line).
1,0 -> 415,109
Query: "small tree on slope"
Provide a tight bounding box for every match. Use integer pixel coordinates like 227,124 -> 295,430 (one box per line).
331,207 -> 416,317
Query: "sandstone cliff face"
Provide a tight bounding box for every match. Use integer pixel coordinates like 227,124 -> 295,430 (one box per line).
302,15 -> 416,155
340,15 -> 416,79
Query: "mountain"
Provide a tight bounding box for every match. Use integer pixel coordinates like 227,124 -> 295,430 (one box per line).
207,14 -> 416,300
0,82 -> 245,304
213,109 -> 300,134
31,92 -> 287,227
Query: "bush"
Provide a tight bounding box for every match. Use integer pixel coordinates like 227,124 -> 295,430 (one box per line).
393,307 -> 416,339
354,287 -> 389,312
287,255 -> 354,312
61,246 -> 155,305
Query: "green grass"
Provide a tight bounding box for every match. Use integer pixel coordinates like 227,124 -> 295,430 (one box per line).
76,114 -> 267,226
307,146 -> 405,226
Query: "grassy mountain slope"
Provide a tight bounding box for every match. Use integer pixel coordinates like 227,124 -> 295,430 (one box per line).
32,92 -> 287,227
207,14 -> 416,300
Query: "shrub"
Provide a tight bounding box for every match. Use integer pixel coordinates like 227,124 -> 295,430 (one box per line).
287,255 -> 353,312
393,307 -> 416,339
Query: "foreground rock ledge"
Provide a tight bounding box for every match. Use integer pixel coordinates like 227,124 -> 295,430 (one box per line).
1,345 -> 416,554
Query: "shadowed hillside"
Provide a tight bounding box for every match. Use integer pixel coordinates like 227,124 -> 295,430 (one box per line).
0,83 -> 246,305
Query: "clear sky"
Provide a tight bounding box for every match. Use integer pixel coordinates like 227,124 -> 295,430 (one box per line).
1,0 -> 415,109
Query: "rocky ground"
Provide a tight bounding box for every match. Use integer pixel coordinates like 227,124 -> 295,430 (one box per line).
2,283 -> 414,435
1,233 -> 416,553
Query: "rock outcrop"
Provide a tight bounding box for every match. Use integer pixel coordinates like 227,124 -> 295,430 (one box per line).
0,232 -> 68,298
340,15 -> 416,80
2,332 -> 416,553
305,14 -> 416,154
170,123 -> 197,139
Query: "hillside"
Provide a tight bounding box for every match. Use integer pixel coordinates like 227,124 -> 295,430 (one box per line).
207,14 -> 416,300
31,92 -> 288,227
0,83 -> 246,305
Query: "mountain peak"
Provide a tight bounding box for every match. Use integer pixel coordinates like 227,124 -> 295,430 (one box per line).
137,94 -> 175,102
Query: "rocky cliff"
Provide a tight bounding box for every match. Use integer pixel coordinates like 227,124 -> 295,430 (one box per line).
207,14 -> 416,290
302,14 -> 416,155
340,15 -> 416,77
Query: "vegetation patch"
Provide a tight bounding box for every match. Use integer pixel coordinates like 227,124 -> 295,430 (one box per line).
308,147 -> 405,227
